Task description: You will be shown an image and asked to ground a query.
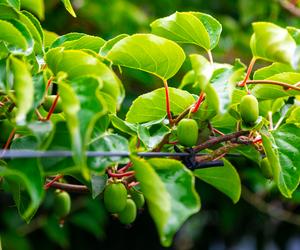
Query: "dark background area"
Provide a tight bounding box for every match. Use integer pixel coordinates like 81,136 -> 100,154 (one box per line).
2,0 -> 300,249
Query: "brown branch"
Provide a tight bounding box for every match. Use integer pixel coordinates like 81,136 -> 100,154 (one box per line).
193,130 -> 249,153
45,179 -> 89,193
242,185 -> 300,226
244,80 -> 300,92
195,143 -> 240,162
279,0 -> 300,17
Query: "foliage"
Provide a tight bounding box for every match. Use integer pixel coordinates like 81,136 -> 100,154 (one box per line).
0,0 -> 300,249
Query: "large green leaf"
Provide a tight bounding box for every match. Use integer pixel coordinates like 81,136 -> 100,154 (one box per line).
130,157 -> 171,246
262,124 -> 300,198
99,34 -> 128,56
88,134 -> 129,173
252,72 -> 300,99
194,158 -> 241,203
253,63 -> 294,80
151,12 -> 222,51
126,87 -> 195,123
45,48 -> 124,109
0,19 -> 28,53
250,22 -> 296,64
9,56 -> 33,124
106,34 -> 185,80
147,158 -> 200,246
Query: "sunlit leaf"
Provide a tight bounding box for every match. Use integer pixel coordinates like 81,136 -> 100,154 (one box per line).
107,34 -> 185,80
60,0 -> 76,17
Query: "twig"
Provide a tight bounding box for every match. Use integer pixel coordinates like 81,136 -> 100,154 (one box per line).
242,80 -> 300,91
242,185 -> 300,226
193,130 -> 249,153
279,0 -> 300,17
45,179 -> 89,193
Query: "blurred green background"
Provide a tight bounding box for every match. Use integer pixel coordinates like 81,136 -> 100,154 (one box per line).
2,0 -> 300,249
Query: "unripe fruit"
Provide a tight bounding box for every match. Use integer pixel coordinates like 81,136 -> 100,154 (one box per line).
129,189 -> 145,209
104,182 -> 127,213
260,157 -> 273,179
177,119 -> 198,147
118,199 -> 137,224
240,94 -> 259,124
42,95 -> 63,113
0,119 -> 14,142
53,190 -> 71,218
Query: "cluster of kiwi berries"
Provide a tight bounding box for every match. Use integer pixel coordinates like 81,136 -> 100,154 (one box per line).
103,181 -> 145,224
175,94 -> 273,179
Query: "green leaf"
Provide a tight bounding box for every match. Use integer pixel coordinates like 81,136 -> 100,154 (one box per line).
252,72 -> 300,99
9,56 -> 33,125
126,87 -> 194,123
51,33 -> 105,52
0,0 -> 20,9
110,114 -> 137,136
130,157 -> 171,245
99,34 -> 128,56
262,125 -> 300,197
41,121 -> 77,175
5,136 -> 44,222
286,106 -> 300,127
60,0 -> 76,17
250,22 -> 296,64
151,11 -> 222,51
287,26 -> 300,45
0,19 -> 28,53
137,118 -> 171,150
45,48 -> 124,109
106,34 -> 185,80
189,54 -> 213,91
194,158 -> 241,203
147,158 -> 200,246
88,134 -> 129,173
21,0 -> 44,20
43,30 -> 58,48
253,63 -> 294,80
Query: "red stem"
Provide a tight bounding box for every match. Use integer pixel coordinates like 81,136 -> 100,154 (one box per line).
107,169 -> 135,178
163,79 -> 173,124
239,57 -> 256,88
46,77 -> 53,91
128,181 -> 140,189
2,128 -> 16,150
44,175 -> 63,190
118,162 -> 133,173
212,128 -> 224,136
45,94 -> 60,120
191,91 -> 205,113
167,140 -> 178,145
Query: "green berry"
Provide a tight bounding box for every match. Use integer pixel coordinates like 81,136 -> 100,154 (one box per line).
54,190 -> 71,218
129,189 -> 145,209
177,118 -> 198,147
118,199 -> 137,224
42,95 -> 63,113
104,182 -> 127,213
240,94 -> 259,124
260,157 -> 273,179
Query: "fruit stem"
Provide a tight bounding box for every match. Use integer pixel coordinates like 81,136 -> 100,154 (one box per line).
212,128 -> 224,136
191,91 -> 205,113
239,57 -> 256,89
243,79 -> 300,92
45,94 -> 60,121
163,79 -> 173,125
44,175 -> 63,190
128,181 -> 140,189
46,76 -> 54,92
118,162 -> 133,173
107,169 -> 135,178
